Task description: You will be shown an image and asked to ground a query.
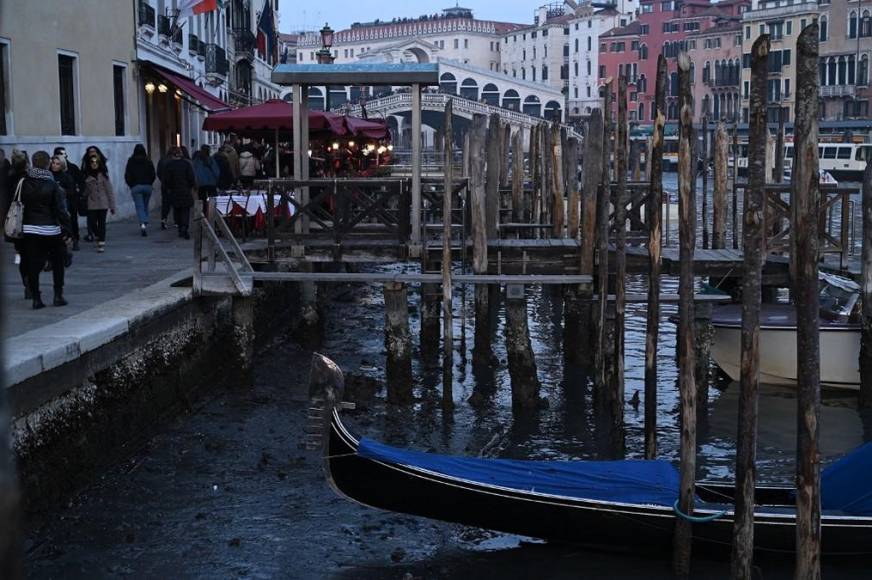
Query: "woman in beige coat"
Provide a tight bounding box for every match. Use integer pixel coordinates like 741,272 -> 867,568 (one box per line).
83,153 -> 116,252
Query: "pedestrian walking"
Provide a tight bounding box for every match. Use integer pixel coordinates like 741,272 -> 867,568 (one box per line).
193,145 -> 219,212
163,146 -> 196,240
20,151 -> 71,309
238,144 -> 260,187
50,154 -> 76,268
125,144 -> 156,236
4,149 -> 30,297
83,152 -> 116,253
53,146 -> 83,250
157,150 -> 174,230
213,146 -> 234,190
80,146 -> 108,242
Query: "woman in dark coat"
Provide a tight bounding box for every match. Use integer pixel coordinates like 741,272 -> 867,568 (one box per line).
4,149 -> 30,297
124,144 -> 156,236
21,151 -> 71,308
162,147 -> 196,239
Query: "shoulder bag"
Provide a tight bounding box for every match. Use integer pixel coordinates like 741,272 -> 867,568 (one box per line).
4,178 -> 25,239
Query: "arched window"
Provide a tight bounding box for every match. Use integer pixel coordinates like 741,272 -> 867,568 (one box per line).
439,72 -> 457,94
820,58 -> 827,86
703,60 -> 711,83
640,44 -> 648,60
859,55 -> 869,86
502,89 -> 521,111
639,102 -> 645,121
713,93 -> 721,118
848,55 -> 856,85
544,100 -> 562,121
849,10 -> 858,39
460,78 -> 479,100
481,83 -> 499,106
820,15 -> 828,41
523,95 -> 542,117
838,55 -> 847,85
702,95 -> 710,115
667,101 -> 678,120
862,10 -> 872,37
828,57 -> 837,85
308,86 -> 324,111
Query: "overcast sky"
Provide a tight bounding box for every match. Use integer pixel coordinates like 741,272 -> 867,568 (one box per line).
277,1 -> 535,33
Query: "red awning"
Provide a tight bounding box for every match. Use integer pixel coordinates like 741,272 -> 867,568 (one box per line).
345,116 -> 389,139
149,64 -> 230,113
201,99 -> 360,137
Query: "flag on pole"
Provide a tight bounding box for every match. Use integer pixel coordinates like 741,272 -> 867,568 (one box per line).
257,0 -> 276,64
178,0 -> 221,20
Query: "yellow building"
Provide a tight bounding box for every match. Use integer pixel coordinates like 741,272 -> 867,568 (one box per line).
0,0 -> 142,216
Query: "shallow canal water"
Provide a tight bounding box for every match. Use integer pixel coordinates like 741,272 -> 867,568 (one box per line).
25,178 -> 872,578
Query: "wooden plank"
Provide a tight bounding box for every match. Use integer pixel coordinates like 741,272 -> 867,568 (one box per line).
250,271 -> 593,284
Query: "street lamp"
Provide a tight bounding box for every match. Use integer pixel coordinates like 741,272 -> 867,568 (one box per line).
316,23 -> 336,112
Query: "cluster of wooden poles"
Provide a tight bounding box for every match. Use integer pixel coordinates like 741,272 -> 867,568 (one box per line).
374,23 -> 872,579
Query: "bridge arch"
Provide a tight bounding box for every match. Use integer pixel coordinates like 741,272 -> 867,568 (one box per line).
460,78 -> 479,101
503,89 -> 521,111
523,95 -> 542,118
439,73 -> 457,95
405,47 -> 430,63
308,86 -> 324,111
481,83 -> 500,106
544,100 -> 562,121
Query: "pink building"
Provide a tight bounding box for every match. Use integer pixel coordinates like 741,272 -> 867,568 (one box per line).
688,20 -> 743,123
597,0 -> 749,124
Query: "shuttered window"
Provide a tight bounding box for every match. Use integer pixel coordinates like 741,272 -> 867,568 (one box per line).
113,64 -> 125,136
58,54 -> 77,135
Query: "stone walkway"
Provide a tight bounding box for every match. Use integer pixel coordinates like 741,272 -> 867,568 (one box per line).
3,215 -> 192,340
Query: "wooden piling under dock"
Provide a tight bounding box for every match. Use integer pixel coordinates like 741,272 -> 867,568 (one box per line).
384,281 -> 412,402
861,160 -> 872,407
442,99 -> 454,402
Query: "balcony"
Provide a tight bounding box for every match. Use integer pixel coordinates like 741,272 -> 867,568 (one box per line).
820,85 -> 856,98
138,1 -> 156,35
232,28 -> 256,61
206,44 -> 229,84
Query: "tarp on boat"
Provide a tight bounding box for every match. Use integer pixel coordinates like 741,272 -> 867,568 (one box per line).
822,441 -> 872,516
358,438 -> 680,507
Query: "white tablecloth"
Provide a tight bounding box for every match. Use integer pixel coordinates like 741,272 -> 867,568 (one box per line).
212,193 -> 294,217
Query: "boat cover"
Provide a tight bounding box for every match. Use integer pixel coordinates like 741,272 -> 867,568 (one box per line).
822,441 -> 872,516
358,438 -> 680,507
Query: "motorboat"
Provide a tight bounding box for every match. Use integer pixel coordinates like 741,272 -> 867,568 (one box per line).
710,273 -> 861,390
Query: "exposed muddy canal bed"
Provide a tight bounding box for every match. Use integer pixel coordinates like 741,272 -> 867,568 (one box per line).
25,274 -> 872,578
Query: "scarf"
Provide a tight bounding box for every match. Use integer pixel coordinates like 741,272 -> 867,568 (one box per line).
27,167 -> 54,181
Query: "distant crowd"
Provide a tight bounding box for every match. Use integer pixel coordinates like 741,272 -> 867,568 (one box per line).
0,135 -> 274,310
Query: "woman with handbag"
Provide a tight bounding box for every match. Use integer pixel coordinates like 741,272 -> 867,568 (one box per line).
3,149 -> 30,297
83,152 -> 116,252
20,151 -> 71,309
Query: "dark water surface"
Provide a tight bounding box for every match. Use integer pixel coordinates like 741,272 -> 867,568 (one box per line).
25,262 -> 872,578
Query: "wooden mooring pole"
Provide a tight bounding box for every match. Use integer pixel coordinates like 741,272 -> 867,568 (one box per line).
712,122 -> 728,250
420,282 -> 441,366
775,109 -> 785,184
702,116 -> 710,249
730,35 -> 769,580
528,124 -> 539,228
861,160 -> 872,407
645,54 -> 667,460
793,24 -> 822,579
512,130 -> 523,224
470,114 -> 491,363
576,110 -> 603,367
732,124 -> 740,250
551,123 -> 566,238
384,282 -> 413,402
612,75 -> 628,431
442,99 -> 455,403
673,52 -> 698,579
595,82 -> 613,390
566,135 -> 580,240
506,283 -> 540,410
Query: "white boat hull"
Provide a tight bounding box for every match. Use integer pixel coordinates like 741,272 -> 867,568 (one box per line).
711,324 -> 860,390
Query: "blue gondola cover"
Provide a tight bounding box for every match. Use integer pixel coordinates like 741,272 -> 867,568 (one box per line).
822,441 -> 872,516
358,438 -> 680,507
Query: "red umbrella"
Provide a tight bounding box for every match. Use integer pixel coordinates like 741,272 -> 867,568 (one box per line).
344,116 -> 389,140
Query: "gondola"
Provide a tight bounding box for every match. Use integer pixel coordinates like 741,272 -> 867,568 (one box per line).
309,354 -> 872,557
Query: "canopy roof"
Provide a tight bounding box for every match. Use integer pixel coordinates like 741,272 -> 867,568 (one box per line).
145,62 -> 230,113
271,63 -> 439,87
202,100 -> 388,139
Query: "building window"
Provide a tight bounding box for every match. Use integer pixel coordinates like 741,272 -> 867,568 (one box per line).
587,85 -> 591,97
587,36 -> 592,50
542,66 -> 548,80
464,38 -> 469,49
113,64 -> 126,136
58,53 -> 77,136
862,10 -> 872,37
454,38 -> 459,49
820,16 -> 828,41
786,21 -> 792,35
599,64 -> 606,79
587,60 -> 591,75
743,80 -> 749,99
849,11 -> 858,39
745,26 -> 751,40
0,41 -> 8,136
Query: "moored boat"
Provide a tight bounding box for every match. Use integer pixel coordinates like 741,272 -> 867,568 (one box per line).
309,354 -> 872,557
710,273 -> 861,390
